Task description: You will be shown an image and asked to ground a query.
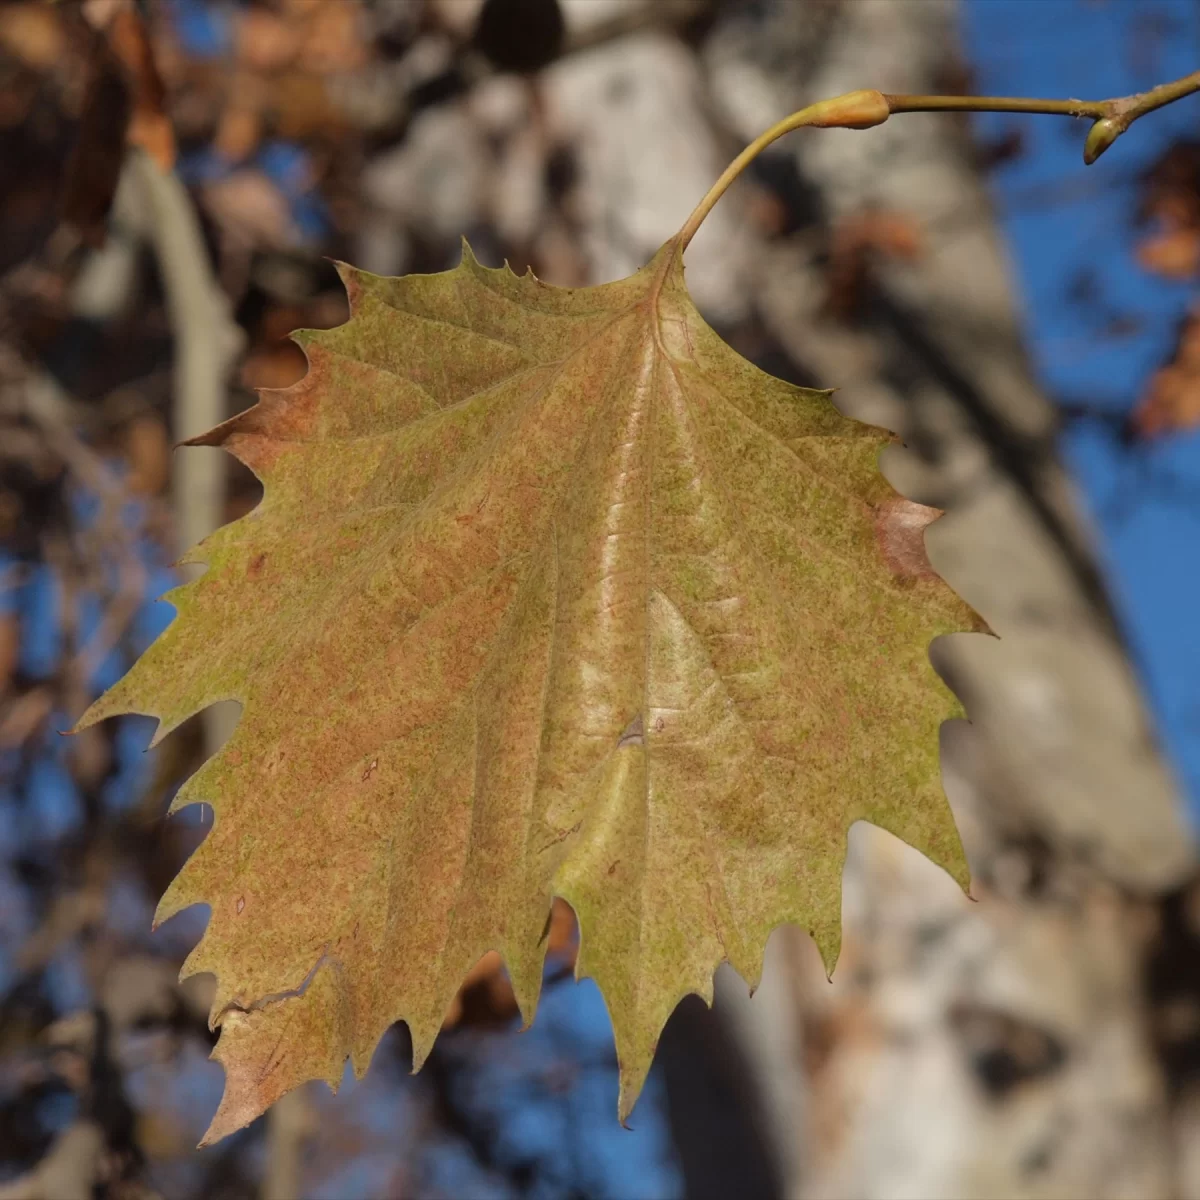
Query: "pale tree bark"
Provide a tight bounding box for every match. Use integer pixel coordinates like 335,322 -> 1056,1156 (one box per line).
128,150 -> 244,760
691,1 -> 1197,1197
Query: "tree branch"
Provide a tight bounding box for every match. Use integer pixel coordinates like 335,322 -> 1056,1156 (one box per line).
680,69 -> 1200,248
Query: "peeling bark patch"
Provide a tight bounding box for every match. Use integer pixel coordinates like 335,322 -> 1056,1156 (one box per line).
949,1002 -> 1067,1099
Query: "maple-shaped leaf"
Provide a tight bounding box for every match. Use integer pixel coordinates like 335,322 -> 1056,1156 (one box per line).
75,236 -> 980,1143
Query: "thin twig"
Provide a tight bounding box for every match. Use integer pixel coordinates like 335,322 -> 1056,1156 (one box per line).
679,70 -> 1200,250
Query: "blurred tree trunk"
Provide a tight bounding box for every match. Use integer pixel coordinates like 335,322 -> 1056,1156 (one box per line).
657,993 -> 784,1200
690,1 -> 1197,1196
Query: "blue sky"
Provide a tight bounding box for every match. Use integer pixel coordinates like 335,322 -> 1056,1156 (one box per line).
961,0 -> 1200,825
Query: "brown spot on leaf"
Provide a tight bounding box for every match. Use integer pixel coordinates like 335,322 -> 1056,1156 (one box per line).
334,263 -> 367,314
617,713 -> 644,748
455,490 -> 490,527
361,758 -> 377,781
236,896 -> 245,915
873,498 -> 941,582
184,356 -> 325,475
248,553 -> 268,579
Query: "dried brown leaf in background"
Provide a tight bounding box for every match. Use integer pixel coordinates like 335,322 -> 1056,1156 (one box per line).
60,29 -> 132,247
1136,140 -> 1200,281
1132,304 -> 1200,437
107,5 -> 176,172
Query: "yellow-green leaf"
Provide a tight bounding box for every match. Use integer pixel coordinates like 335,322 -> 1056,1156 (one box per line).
75,236 -> 980,1143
